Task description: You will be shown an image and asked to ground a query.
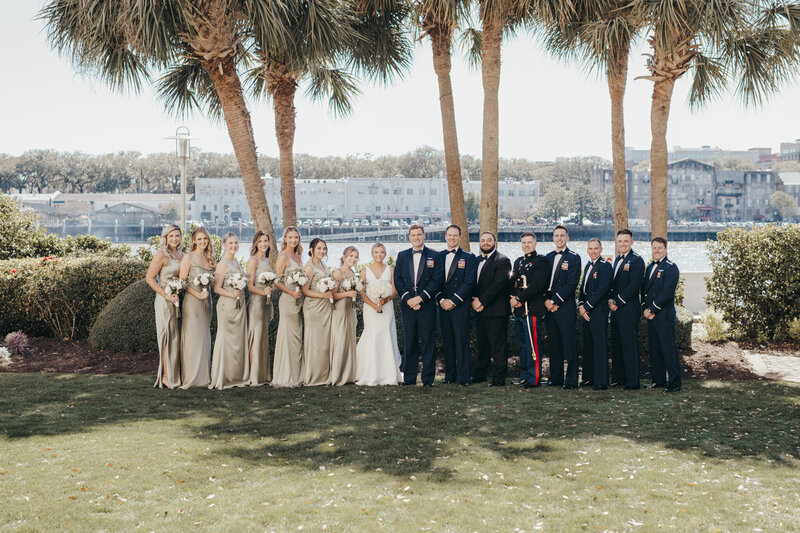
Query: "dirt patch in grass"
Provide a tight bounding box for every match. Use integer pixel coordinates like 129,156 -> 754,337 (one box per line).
0,337 -> 156,375
678,339 -> 763,381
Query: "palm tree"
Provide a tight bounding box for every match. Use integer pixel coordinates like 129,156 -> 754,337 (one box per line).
250,0 -> 411,229
411,0 -> 472,249
540,0 -> 641,239
40,0 -> 282,251
629,0 -> 800,238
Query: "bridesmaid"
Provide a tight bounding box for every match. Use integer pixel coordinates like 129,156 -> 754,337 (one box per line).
272,226 -> 305,387
301,238 -> 334,386
178,226 -> 214,388
246,231 -> 274,386
330,246 -> 359,385
145,224 -> 183,389
209,233 -> 249,389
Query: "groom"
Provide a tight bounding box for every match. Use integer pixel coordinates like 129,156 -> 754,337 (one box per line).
394,225 -> 443,386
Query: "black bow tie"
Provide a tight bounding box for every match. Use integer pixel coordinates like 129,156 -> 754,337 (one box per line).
617,254 -> 625,260
412,249 -> 423,255
652,260 -> 661,266
447,249 -> 457,254
555,250 -> 565,255
478,256 -> 487,262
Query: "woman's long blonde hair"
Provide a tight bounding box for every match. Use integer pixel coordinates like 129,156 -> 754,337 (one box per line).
340,245 -> 358,266
190,226 -> 215,267
281,226 -> 303,256
159,224 -> 182,255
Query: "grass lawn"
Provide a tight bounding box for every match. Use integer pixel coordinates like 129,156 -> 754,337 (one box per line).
1,375 -> 799,532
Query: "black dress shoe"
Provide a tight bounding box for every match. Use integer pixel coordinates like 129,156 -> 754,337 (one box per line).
645,382 -> 667,389
664,385 -> 681,393
609,381 -> 622,387
511,379 -> 526,385
561,384 -> 576,390
422,382 -> 433,387
546,382 -> 562,387
622,385 -> 640,390
592,385 -> 608,390
459,381 -> 470,387
441,379 -> 454,385
522,382 -> 539,389
398,381 -> 414,386
580,380 -> 593,387
487,382 -> 504,387
471,377 -> 487,384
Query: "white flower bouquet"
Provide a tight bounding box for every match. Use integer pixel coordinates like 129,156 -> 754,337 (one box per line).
316,276 -> 337,308
163,276 -> 187,317
192,272 -> 214,308
224,273 -> 248,308
339,276 -> 364,309
257,270 -> 278,287
366,279 -> 393,313
283,268 -> 309,307
0,347 -> 10,367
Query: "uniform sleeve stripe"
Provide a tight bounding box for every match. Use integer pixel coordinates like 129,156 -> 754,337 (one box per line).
653,302 -> 661,310
618,295 -> 626,304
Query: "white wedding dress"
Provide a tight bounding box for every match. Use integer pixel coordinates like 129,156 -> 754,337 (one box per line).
355,265 -> 402,386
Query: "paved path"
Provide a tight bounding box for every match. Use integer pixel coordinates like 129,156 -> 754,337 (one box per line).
744,351 -> 800,383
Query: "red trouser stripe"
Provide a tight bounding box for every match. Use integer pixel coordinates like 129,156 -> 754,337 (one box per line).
529,315 -> 540,385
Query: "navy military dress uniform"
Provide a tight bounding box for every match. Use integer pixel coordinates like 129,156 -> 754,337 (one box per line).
642,257 -> 682,390
545,248 -> 581,387
394,246 -> 444,385
436,248 -> 477,385
510,251 -> 550,386
577,258 -> 613,388
609,250 -> 645,389
472,250 -> 512,385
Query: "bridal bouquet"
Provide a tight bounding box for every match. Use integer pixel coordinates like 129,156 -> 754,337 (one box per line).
366,279 -> 393,313
224,273 -> 248,309
316,276 -> 337,308
340,277 -> 364,309
163,277 -> 187,317
283,268 -> 309,307
192,272 -> 214,308
257,270 -> 277,287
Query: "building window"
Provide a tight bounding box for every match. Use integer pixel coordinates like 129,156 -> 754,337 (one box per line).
383,188 -> 390,194
407,188 -> 413,195
376,206 -> 381,212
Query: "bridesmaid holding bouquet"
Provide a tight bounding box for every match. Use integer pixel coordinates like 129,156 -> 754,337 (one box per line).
210,233 -> 249,389
330,246 -> 359,385
246,231 -> 274,386
145,224 -> 183,389
179,226 -> 214,388
302,238 -> 334,386
272,226 -> 305,388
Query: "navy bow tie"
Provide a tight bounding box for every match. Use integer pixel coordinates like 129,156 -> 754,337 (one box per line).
447,249 -> 457,254
412,249 -> 423,255
555,250 -> 565,255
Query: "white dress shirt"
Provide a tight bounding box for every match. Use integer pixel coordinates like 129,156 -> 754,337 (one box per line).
548,250 -> 565,291
477,250 -> 494,282
412,249 -> 422,287
444,249 -> 457,282
613,251 -> 629,279
583,260 -> 596,293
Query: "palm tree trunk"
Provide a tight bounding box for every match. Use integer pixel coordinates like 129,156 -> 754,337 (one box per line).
206,55 -> 277,261
430,28 -> 469,250
607,43 -> 629,244
648,77 -> 675,239
273,77 -> 298,229
480,14 -> 502,235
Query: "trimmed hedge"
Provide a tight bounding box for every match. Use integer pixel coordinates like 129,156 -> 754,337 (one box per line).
89,280 -> 158,352
0,256 -> 147,339
706,225 -> 800,342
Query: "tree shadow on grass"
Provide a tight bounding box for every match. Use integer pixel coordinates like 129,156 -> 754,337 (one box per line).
2,374 -> 799,479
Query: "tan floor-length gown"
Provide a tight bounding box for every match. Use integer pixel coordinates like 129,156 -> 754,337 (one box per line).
302,262 -> 332,386
248,257 -> 274,386
209,259 -> 249,389
180,255 -> 212,388
329,268 -> 357,385
272,258 -> 304,387
154,258 -> 182,388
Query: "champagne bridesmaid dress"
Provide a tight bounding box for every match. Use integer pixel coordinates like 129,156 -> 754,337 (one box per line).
154,258 -> 182,388
329,269 -> 357,385
272,258 -> 304,387
303,262 -> 332,386
248,257 -> 274,386
209,259 -> 249,389
180,255 -> 212,388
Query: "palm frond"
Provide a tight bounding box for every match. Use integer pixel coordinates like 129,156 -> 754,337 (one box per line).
305,67 -> 362,117
156,59 -> 223,123
459,27 -> 483,69
687,51 -> 728,108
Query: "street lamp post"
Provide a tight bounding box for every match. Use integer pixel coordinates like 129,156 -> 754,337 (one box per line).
166,127 -> 191,232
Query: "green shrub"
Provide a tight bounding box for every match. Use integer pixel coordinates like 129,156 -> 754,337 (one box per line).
89,280 -> 158,352
0,256 -> 147,339
706,225 -> 800,342
788,318 -> 800,343
701,307 -> 729,342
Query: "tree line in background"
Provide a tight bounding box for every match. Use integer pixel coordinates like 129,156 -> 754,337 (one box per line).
36,0 -> 800,257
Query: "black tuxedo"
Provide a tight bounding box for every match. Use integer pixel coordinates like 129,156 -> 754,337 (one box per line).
609,250 -> 645,388
472,250 -> 511,384
545,248 -> 581,387
642,257 -> 681,389
578,258 -> 613,387
436,247 -> 477,385
394,246 -> 443,384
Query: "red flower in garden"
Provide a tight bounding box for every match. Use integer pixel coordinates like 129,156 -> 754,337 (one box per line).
11,269 -> 17,273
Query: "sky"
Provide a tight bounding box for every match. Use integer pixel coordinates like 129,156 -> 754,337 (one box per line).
1,1 -> 798,161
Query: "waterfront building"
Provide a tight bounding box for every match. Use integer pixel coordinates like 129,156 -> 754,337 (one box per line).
624,145 -> 770,168
778,171 -> 800,217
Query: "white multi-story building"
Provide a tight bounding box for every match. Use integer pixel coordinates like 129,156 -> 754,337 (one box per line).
193,177 -> 539,224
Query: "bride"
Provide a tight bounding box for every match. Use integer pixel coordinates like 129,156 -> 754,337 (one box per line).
355,243 -> 402,386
